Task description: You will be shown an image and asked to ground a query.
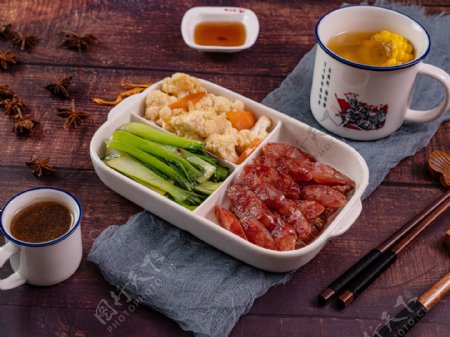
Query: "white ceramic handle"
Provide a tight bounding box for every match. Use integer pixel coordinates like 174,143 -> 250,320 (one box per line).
0,242 -> 26,290
330,200 -> 362,238
405,63 -> 450,123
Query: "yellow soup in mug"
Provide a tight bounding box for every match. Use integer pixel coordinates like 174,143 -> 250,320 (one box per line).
327,30 -> 415,67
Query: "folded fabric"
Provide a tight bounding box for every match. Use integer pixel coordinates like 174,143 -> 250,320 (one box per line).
88,2 -> 449,337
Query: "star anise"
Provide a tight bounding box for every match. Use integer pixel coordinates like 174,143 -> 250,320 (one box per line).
0,23 -> 13,40
2,95 -> 26,115
61,31 -> 96,51
12,112 -> 39,136
0,49 -> 16,70
11,32 -> 39,52
25,154 -> 55,177
55,99 -> 89,129
45,76 -> 72,98
0,84 -> 15,100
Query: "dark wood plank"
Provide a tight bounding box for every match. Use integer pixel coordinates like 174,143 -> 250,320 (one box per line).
1,1 -> 449,337
1,1 -> 448,77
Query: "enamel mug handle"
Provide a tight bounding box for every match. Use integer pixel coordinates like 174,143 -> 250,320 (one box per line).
0,242 -> 26,290
405,63 -> 450,123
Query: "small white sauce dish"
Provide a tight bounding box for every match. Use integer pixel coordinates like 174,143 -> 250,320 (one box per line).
181,6 -> 260,53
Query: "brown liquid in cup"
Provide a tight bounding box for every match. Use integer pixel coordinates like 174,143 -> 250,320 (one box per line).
10,201 -> 72,243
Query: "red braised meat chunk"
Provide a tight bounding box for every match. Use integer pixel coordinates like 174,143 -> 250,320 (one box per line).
296,200 -> 326,220
214,206 -> 248,240
301,185 -> 347,209
311,162 -> 355,187
262,142 -> 316,162
240,219 -> 277,250
227,184 -> 297,251
239,163 -> 301,200
227,185 -> 278,231
254,155 -> 313,182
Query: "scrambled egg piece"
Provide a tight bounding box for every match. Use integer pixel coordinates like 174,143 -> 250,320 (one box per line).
144,73 -> 272,163
161,73 -> 206,98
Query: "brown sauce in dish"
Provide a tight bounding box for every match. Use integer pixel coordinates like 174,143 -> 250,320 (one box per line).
194,21 -> 246,47
11,201 -> 72,243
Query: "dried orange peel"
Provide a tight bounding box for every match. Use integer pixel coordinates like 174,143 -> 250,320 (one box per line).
91,81 -> 152,106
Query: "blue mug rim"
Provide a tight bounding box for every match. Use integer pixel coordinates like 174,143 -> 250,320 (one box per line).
315,5 -> 431,71
0,187 -> 82,247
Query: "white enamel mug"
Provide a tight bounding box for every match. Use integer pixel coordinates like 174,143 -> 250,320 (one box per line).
310,5 -> 450,140
0,187 -> 82,290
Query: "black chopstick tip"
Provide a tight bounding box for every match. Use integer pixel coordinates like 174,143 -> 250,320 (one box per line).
337,290 -> 354,308
318,288 -> 335,305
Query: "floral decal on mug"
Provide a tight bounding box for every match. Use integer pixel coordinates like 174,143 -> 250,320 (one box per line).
335,93 -> 388,131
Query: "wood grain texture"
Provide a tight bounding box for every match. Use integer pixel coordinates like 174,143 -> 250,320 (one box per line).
0,1 -> 449,337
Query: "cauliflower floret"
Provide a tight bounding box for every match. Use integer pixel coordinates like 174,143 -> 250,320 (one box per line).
161,73 -> 206,98
194,93 -> 244,114
144,90 -> 176,121
250,115 -> 271,139
205,128 -> 240,163
171,109 -> 231,139
236,116 -> 272,149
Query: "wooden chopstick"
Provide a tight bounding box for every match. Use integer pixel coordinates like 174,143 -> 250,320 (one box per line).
319,189 -> 450,305
374,272 -> 450,337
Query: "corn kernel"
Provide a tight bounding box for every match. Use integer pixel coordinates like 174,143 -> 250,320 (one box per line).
385,58 -> 396,66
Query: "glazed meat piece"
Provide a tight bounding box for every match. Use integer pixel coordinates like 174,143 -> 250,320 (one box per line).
240,219 -> 277,250
261,143 -> 354,187
254,155 -> 313,182
237,163 -> 300,200
296,200 -> 326,220
311,162 -> 355,187
214,206 -> 247,240
262,142 -> 316,162
227,185 -> 279,231
233,171 -> 315,246
301,185 -> 347,209
227,184 -> 297,251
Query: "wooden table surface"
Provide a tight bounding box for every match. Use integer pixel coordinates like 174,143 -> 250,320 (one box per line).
1,1 -> 449,336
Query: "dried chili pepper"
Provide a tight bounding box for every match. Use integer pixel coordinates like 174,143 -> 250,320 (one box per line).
26,154 -> 55,177
55,99 -> 90,129
45,76 -> 72,98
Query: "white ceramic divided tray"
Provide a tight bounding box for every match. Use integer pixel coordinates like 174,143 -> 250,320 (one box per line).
90,79 -> 369,272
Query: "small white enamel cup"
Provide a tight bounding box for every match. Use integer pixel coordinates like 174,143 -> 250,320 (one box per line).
0,187 -> 82,290
310,5 -> 450,140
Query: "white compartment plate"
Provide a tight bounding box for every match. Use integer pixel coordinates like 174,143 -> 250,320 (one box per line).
90,79 -> 369,272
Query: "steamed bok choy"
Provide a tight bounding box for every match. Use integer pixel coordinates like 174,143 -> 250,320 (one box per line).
103,122 -> 229,209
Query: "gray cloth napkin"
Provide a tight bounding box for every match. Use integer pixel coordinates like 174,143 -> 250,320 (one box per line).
88,2 -> 449,337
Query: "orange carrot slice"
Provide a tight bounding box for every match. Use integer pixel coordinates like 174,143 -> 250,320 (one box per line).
236,138 -> 261,164
226,111 -> 257,130
169,92 -> 206,109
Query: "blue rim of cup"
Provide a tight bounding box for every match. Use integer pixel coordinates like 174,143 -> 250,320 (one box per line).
315,5 -> 431,71
0,187 -> 82,247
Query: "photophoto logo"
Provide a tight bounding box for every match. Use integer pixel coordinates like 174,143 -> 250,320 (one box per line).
363,291 -> 418,337
94,251 -> 176,333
